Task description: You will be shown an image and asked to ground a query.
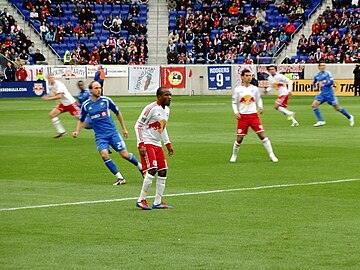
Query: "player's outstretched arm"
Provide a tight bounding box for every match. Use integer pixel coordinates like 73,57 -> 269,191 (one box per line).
116,112 -> 128,138
41,93 -> 64,101
73,120 -> 84,138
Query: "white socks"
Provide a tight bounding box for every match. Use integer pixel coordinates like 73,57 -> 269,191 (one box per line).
52,117 -> 65,134
277,106 -> 292,116
154,176 -> 166,205
262,137 -> 274,155
232,141 -> 240,157
138,173 -> 167,205
115,172 -> 124,180
138,173 -> 154,201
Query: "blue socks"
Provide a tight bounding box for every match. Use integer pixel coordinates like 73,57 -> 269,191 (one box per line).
339,108 -> 351,119
127,153 -> 139,166
313,108 -> 324,121
104,158 -> 118,175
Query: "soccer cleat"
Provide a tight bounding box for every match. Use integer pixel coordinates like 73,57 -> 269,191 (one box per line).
287,112 -> 295,121
349,115 -> 355,127
113,178 -> 126,186
270,154 -> 278,163
136,199 -> 152,210
152,202 -> 173,209
54,132 -> 66,138
230,155 -> 237,162
313,121 -> 326,127
291,122 -> 299,127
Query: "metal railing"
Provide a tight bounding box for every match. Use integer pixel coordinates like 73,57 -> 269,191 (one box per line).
273,0 -> 322,63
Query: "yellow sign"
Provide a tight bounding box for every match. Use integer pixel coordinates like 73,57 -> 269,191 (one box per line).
292,80 -> 355,96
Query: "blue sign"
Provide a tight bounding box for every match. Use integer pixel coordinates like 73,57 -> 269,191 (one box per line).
208,66 -> 232,90
0,81 -> 46,98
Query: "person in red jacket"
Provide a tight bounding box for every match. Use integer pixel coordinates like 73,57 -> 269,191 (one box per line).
15,64 -> 28,81
284,22 -> 296,36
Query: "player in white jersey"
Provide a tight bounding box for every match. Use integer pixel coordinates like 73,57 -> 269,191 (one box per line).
266,65 -> 299,126
230,69 -> 278,163
135,87 -> 174,210
42,73 -> 80,138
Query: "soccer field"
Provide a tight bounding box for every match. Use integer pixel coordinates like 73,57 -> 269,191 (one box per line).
1,96 -> 360,269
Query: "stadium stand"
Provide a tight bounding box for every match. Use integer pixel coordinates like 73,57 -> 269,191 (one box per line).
10,0 -> 149,65
294,3 -> 360,64
0,7 -> 42,66
168,0 -> 322,64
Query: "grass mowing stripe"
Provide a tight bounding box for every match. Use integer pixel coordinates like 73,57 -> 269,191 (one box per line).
1,178 -> 359,212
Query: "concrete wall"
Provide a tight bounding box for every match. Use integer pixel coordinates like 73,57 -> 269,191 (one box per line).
51,64 -> 357,96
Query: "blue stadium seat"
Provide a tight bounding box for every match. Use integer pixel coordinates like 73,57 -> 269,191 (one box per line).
237,56 -> 245,64
120,30 -> 128,39
79,37 -> 89,44
140,5 -> 148,12
122,5 -> 130,13
177,11 -> 186,17
261,57 -> 272,64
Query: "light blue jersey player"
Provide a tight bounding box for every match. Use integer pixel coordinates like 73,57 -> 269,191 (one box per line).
311,63 -> 354,127
76,80 -> 92,129
73,81 -> 142,185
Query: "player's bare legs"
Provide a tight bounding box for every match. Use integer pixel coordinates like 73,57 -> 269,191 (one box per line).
48,108 -> 66,137
257,132 -> 278,162
274,103 -> 299,127
99,149 -> 126,185
118,149 -> 143,172
230,133 -> 278,163
312,100 -> 326,126
333,104 -> 354,126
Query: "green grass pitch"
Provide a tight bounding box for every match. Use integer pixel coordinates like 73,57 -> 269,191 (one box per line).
0,95 -> 360,269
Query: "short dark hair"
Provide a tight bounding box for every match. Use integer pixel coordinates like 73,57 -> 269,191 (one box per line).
88,80 -> 98,89
156,87 -> 168,98
267,65 -> 277,71
77,80 -> 84,86
241,69 -> 251,76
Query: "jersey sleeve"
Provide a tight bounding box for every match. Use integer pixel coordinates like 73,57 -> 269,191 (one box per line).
324,71 -> 334,87
255,87 -> 263,108
107,98 -> 120,114
135,104 -> 152,146
56,81 -> 67,94
79,103 -> 88,122
231,90 -> 239,114
283,75 -> 293,92
161,127 -> 171,145
312,73 -> 318,88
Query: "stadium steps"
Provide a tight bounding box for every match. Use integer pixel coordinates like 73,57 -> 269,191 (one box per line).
275,0 -> 332,64
147,0 -> 168,65
0,0 -> 59,65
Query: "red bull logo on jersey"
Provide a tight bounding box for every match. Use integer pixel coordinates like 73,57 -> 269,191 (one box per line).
240,95 -> 255,106
33,83 -> 45,96
147,119 -> 167,134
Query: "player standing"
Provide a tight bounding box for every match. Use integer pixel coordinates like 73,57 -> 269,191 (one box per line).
72,81 -> 142,185
76,80 -> 92,129
312,62 -> 354,127
42,73 -> 80,138
135,87 -> 174,210
266,65 -> 299,126
230,69 -> 278,163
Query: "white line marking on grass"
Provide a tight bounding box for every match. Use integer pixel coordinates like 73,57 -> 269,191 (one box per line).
1,178 -> 359,212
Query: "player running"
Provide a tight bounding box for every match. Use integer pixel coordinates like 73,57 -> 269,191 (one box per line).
72,81 -> 142,185
266,65 -> 299,127
42,73 -> 80,138
76,80 -> 92,129
312,62 -> 354,127
135,87 -> 174,210
230,69 -> 278,163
